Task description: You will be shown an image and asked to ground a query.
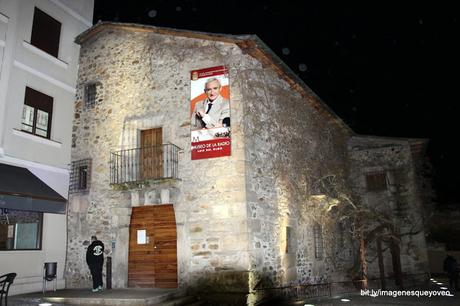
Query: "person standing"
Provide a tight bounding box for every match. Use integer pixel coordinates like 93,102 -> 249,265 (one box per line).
86,235 -> 104,292
443,253 -> 459,291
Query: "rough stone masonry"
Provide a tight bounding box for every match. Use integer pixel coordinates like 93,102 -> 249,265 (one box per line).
66,22 -> 429,303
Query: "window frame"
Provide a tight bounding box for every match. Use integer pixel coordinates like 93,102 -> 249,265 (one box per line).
21,87 -> 53,139
0,209 -> 43,251
30,7 -> 62,58
365,171 -> 388,192
69,159 -> 92,193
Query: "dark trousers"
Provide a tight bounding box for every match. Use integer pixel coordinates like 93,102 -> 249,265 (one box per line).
448,272 -> 459,290
89,265 -> 103,289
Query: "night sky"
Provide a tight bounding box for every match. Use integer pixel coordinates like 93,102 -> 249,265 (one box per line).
93,0 -> 459,206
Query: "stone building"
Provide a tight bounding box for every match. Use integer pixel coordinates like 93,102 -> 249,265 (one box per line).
66,22 -> 429,302
348,136 -> 430,287
0,0 -> 93,295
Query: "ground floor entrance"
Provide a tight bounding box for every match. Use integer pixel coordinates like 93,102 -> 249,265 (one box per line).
128,204 -> 177,288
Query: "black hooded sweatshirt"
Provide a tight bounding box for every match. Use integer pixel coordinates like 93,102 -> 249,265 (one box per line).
86,240 -> 104,267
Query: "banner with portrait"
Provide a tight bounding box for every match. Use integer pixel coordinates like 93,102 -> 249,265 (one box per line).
190,66 -> 231,160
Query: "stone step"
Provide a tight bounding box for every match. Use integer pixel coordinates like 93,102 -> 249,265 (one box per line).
11,288 -> 188,306
185,301 -> 206,306
157,295 -> 202,306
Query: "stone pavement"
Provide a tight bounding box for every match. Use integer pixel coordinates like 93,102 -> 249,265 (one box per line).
287,291 -> 460,305
264,277 -> 460,306
7,277 -> 460,305
8,287 -> 187,306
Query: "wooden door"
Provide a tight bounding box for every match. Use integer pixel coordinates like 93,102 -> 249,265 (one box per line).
140,128 -> 163,179
0,224 -> 8,249
128,205 -> 177,288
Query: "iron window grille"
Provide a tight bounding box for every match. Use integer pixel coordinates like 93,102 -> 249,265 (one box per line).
84,83 -> 98,109
313,223 -> 324,259
69,159 -> 91,193
286,226 -> 293,254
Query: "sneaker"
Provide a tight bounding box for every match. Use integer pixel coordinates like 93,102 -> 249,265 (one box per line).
98,286 -> 103,291
92,288 -> 99,292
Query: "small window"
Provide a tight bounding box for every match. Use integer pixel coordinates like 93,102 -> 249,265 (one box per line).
286,226 -> 293,254
78,165 -> 88,189
0,208 -> 43,251
84,83 -> 97,109
313,223 -> 323,259
337,221 -> 345,249
21,87 -> 53,139
69,159 -> 91,193
366,172 -> 387,192
31,7 -> 61,57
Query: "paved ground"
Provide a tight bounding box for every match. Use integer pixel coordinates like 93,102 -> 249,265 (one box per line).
281,291 -> 460,305
7,277 -> 460,305
8,287 -> 185,306
268,277 -> 460,306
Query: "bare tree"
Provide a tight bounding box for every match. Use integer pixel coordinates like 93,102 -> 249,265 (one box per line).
310,174 -> 423,290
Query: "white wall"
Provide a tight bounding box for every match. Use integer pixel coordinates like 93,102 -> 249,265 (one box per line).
0,0 -> 93,168
0,214 -> 67,294
0,0 -> 93,295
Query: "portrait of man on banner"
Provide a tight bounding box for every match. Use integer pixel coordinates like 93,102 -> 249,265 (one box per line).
190,66 -> 231,160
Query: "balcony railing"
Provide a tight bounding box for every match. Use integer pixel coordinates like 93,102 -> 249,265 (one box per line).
110,144 -> 180,184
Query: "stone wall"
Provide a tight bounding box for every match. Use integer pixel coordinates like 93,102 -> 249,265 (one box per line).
239,63 -> 354,290
67,24 -> 418,303
67,27 -> 256,290
347,136 -> 430,281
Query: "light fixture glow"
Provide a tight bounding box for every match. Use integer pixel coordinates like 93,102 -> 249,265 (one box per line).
340,298 -> 351,302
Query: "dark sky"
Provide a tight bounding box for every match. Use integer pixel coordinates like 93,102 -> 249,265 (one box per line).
94,0 -> 459,206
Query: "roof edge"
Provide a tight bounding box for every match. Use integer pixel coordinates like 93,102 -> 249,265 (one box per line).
351,134 -> 429,144
236,36 -> 353,135
75,21 -> 247,45
75,22 -> 353,134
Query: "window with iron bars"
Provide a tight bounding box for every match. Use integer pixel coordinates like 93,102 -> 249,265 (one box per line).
69,159 -> 91,193
286,226 -> 293,254
365,171 -> 387,192
84,83 -> 98,109
313,223 -> 324,259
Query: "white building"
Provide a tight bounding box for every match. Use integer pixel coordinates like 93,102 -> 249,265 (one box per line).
0,0 -> 93,294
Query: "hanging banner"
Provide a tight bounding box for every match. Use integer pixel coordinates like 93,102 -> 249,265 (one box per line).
190,66 -> 231,160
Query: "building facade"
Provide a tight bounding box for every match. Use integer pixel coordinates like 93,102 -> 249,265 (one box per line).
66,22 -> 429,303
348,136 -> 430,287
0,0 -> 93,294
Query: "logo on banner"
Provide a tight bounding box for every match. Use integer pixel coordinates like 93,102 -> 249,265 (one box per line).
191,71 -> 198,81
